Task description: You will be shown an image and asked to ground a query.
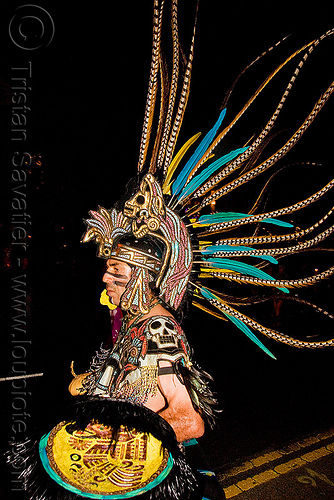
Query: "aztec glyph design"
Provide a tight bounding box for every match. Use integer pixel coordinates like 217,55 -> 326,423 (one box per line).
39,422 -> 172,497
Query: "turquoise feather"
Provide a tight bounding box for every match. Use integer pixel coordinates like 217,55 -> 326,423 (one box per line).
197,212 -> 294,228
201,244 -> 278,264
172,108 -> 227,196
224,312 -> 277,359
177,147 -> 248,202
202,257 -> 289,293
200,287 -> 276,359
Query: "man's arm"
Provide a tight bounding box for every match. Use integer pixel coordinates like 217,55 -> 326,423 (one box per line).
156,360 -> 205,442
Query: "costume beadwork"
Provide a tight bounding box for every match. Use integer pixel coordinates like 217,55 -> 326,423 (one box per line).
87,316 -> 190,401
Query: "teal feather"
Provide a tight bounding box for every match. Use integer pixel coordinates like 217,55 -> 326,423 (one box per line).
199,286 -> 219,302
202,258 -> 289,293
201,244 -> 278,264
197,212 -> 294,228
223,312 -> 277,359
177,147 -> 248,202
172,108 -> 227,196
199,287 -> 276,359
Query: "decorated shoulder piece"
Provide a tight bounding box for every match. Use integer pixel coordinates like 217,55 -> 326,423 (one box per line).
82,314 -> 217,428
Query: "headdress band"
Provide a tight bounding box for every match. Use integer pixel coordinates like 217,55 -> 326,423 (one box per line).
111,243 -> 162,275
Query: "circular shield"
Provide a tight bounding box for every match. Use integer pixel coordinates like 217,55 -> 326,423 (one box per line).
39,421 -> 173,498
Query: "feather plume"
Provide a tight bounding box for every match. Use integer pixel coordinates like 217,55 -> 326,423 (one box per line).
200,258 -> 289,293
171,108 -> 227,196
192,300 -> 228,321
195,211 -> 293,228
155,0 -> 180,171
163,132 -> 201,194
177,146 -> 248,202
199,287 -> 276,359
162,2 -> 199,174
137,0 -> 165,172
200,244 -> 278,264
191,41 -> 315,173
202,266 -> 334,290
195,80 -> 334,212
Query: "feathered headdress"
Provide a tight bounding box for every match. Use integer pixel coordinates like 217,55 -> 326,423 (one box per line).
83,0 -> 334,358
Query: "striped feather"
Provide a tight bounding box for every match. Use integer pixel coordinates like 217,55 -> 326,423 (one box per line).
163,2 -> 199,174
200,245 -> 278,264
162,132 -> 201,194
196,80 -> 334,211
155,0 -> 180,171
191,41 -> 315,174
201,258 -> 289,293
177,146 -> 248,202
137,0 -> 164,172
196,212 -> 293,228
199,287 -> 276,359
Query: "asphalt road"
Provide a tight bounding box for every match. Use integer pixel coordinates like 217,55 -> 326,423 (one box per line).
218,428 -> 334,499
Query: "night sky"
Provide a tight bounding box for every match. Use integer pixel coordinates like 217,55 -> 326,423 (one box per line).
1,1 -> 334,496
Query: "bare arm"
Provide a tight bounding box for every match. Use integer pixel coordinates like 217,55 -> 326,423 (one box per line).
156,361 -> 205,442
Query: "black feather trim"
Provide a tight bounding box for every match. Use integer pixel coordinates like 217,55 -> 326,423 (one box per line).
64,397 -> 179,454
177,362 -> 221,430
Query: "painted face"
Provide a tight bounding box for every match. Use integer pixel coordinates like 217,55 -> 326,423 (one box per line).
102,259 -> 132,306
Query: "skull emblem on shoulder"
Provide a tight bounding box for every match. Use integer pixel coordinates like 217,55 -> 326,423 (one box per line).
147,318 -> 179,349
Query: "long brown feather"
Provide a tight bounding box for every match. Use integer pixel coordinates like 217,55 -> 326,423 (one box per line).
137,0 -> 165,172
162,1 -> 199,175
155,0 -> 180,171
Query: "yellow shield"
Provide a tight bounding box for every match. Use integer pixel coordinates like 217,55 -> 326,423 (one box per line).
39,421 -> 173,498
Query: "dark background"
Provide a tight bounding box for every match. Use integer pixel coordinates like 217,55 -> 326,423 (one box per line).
0,1 -> 334,497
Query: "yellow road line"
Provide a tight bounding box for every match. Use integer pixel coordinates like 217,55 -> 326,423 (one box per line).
220,429 -> 334,498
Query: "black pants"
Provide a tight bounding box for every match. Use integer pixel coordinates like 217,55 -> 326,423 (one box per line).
183,439 -> 226,500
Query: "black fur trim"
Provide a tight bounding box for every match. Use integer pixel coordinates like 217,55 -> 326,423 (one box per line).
6,399 -> 199,500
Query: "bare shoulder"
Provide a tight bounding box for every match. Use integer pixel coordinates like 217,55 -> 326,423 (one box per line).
127,302 -> 174,327
141,303 -> 174,323
149,303 -> 174,318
